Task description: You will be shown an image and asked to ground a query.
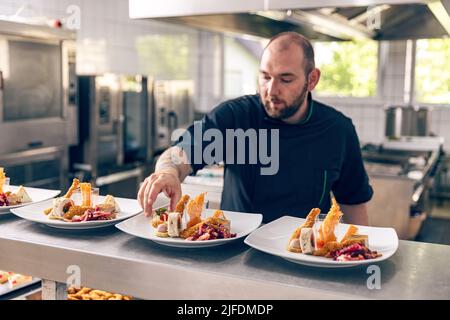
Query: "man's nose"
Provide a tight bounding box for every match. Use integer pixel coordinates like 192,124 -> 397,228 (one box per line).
267,79 -> 280,96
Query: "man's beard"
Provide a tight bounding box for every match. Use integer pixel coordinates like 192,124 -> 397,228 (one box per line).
262,83 -> 309,120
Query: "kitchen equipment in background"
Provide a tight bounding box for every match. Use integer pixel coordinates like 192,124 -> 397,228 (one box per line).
362,137 -> 443,239
0,147 -> 65,190
0,20 -> 77,190
123,76 -> 152,164
385,105 -> 431,138
153,80 -> 194,153
71,74 -> 152,198
432,154 -> 450,200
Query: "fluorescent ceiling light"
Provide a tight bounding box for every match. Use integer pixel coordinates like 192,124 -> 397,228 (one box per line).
290,10 -> 374,40
254,10 -> 287,21
255,9 -> 373,40
427,0 -> 450,35
350,4 -> 391,27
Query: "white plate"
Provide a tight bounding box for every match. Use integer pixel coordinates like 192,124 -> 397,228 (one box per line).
244,216 -> 399,268
10,194 -> 169,230
0,186 -> 61,214
116,209 -> 263,248
0,277 -> 41,296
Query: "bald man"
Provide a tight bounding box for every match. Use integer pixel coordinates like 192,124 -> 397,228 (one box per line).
138,32 -> 373,225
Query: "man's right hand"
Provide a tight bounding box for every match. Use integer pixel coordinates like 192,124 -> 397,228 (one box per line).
137,168 -> 182,217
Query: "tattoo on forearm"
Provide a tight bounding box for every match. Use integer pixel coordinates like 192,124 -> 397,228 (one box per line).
155,147 -> 192,180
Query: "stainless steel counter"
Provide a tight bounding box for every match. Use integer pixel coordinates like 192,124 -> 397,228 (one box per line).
0,214 -> 449,300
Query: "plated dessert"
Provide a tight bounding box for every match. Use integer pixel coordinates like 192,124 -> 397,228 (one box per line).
0,168 -> 32,207
43,178 -> 120,223
286,198 -> 382,261
152,193 -> 236,241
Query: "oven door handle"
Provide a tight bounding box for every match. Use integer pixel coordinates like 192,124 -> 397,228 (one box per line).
95,167 -> 143,187
168,111 -> 178,131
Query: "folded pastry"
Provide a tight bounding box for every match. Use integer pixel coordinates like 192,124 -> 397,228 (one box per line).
15,186 -> 32,203
97,195 -> 120,213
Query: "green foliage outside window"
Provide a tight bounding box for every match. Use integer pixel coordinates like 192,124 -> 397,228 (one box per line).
415,39 -> 450,104
136,34 -> 192,79
314,40 -> 378,97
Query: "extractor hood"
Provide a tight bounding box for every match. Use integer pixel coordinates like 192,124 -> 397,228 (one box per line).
129,0 -> 450,40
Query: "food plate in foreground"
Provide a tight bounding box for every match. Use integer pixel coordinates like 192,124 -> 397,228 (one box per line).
116,208 -> 263,248
244,216 -> 398,268
10,194 -> 169,230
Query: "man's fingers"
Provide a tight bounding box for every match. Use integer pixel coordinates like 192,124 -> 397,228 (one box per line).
169,186 -> 182,212
140,172 -> 181,217
137,178 -> 148,209
149,174 -> 158,183
145,179 -> 163,215
143,179 -> 155,217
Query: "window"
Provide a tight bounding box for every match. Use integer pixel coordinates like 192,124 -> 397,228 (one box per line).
415,39 -> 450,104
136,33 -> 196,80
314,40 -> 378,97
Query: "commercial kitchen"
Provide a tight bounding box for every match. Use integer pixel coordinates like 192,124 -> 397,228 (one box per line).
0,0 -> 449,300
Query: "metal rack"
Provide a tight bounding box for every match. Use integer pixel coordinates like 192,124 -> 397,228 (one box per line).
432,153 -> 450,200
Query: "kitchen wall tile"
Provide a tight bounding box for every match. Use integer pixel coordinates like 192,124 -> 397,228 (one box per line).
431,121 -> 441,136
361,106 -> 379,120
431,108 -> 441,123
439,109 -> 450,121
392,77 -> 405,98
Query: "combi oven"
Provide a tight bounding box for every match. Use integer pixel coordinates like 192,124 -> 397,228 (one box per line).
0,20 -> 77,190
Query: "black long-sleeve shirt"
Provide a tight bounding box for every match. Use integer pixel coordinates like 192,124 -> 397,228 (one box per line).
175,93 -> 373,223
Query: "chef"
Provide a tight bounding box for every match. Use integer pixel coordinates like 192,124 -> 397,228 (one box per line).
138,32 -> 373,224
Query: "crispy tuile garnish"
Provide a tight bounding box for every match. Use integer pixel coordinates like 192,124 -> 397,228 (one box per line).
186,216 -> 202,229
186,193 -> 206,228
175,195 -> 190,215
64,178 -> 80,198
79,183 -> 92,207
340,224 -> 359,243
212,209 -> 226,219
318,198 -> 343,245
0,167 -> 5,194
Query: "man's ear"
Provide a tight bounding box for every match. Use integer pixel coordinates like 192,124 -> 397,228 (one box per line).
307,68 -> 321,91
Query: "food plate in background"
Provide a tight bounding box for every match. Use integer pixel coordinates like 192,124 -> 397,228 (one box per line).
0,277 -> 41,297
10,194 -> 169,230
116,209 -> 263,248
0,186 -> 61,215
244,216 -> 399,268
